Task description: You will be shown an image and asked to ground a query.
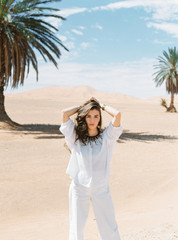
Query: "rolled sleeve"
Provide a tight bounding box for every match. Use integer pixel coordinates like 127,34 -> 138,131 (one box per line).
59,118 -> 76,149
104,122 -> 123,141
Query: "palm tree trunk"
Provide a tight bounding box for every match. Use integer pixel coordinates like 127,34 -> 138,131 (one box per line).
167,86 -> 177,112
170,88 -> 174,107
0,79 -> 7,120
0,80 -> 10,121
0,84 -> 5,114
0,78 -> 19,125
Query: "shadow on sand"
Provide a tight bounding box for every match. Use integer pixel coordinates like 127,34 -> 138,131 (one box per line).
1,123 -> 177,142
1,123 -> 64,139
118,130 -> 178,143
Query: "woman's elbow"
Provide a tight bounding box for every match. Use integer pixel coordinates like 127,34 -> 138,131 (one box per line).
115,111 -> 121,119
61,110 -> 69,123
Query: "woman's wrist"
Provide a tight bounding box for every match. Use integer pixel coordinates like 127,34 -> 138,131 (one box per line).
78,104 -> 83,110
100,104 -> 120,117
63,105 -> 81,117
100,103 -> 107,110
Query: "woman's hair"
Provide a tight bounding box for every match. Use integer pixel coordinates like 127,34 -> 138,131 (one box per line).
75,100 -> 102,145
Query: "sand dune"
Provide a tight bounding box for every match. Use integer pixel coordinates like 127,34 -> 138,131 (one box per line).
0,86 -> 178,240
5,85 -> 147,102
6,85 -> 178,102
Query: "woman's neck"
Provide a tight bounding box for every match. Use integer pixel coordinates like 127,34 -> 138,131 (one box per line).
88,129 -> 98,136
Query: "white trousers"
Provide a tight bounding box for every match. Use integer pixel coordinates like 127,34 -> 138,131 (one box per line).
69,181 -> 121,240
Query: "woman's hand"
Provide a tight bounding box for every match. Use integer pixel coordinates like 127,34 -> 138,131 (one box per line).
89,97 -> 105,110
89,97 -> 100,105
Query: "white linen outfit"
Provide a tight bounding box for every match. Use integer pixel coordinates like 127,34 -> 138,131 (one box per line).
60,118 -> 123,240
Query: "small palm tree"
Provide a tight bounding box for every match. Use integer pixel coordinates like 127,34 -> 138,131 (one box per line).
0,0 -> 67,125
153,47 -> 178,112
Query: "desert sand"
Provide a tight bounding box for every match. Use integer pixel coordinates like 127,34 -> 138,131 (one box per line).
0,86 -> 178,240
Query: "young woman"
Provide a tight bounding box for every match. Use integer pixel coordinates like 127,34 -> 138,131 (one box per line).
60,97 -> 123,240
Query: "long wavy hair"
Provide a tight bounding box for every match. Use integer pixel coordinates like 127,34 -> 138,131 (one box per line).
75,100 -> 103,145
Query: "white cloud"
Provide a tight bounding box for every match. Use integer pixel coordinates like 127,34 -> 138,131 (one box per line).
78,26 -> 86,30
153,39 -> 173,45
92,24 -> 103,30
92,0 -> 178,21
5,58 -> 168,98
64,41 -> 75,50
46,16 -> 64,29
91,0 -> 178,38
57,34 -> 67,42
80,42 -> 90,49
151,2 -> 178,21
60,8 -> 87,18
147,22 -> 178,38
58,1 -> 178,23
71,29 -> 83,35
92,0 -> 143,11
56,1 -> 178,38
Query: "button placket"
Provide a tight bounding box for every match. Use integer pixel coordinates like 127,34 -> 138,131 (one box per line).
89,144 -> 93,181
89,141 -> 93,184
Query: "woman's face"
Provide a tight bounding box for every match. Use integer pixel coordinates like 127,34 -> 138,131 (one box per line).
85,109 -> 100,131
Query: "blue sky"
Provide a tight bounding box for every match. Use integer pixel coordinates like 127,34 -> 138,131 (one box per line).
5,0 -> 178,98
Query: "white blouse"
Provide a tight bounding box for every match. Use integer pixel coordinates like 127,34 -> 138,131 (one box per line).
60,118 -> 123,187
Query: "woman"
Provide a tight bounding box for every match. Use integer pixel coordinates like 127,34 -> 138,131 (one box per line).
60,97 -> 123,240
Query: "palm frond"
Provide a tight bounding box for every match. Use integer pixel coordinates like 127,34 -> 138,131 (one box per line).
0,0 -> 67,89
4,0 -> 16,13
153,47 -> 178,94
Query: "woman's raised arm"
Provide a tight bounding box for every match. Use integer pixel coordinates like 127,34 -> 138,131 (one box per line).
61,105 -> 81,123
100,103 -> 121,127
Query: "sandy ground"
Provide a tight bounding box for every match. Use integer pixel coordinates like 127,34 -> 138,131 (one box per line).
0,86 -> 178,240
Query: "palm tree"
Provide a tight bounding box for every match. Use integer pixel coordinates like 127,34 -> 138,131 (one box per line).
153,47 -> 178,112
0,0 -> 67,125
